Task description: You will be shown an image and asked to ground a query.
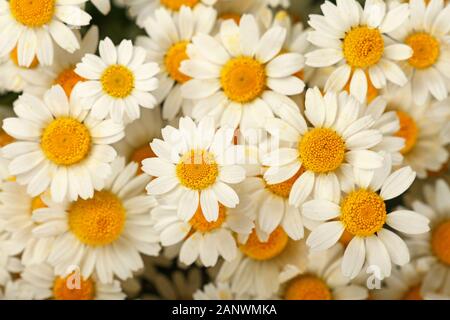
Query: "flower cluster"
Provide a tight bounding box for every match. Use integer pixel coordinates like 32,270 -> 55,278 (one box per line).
0,0 -> 449,300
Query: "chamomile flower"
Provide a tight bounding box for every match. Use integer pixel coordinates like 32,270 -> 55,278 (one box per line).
306,0 -> 413,102
0,47 -> 38,92
74,37 -> 159,124
180,14 -> 305,132
302,154 -> 430,280
383,84 -> 450,178
151,198 -> 253,267
277,244 -> 368,300
31,157 -> 160,283
263,88 -> 384,208
0,182 -> 54,265
136,6 -> 217,120
406,179 -> 450,297
113,107 -> 163,174
21,263 -> 125,300
0,0 -> 92,67
125,0 -> 217,28
23,26 -> 99,97
389,0 -> 450,104
143,117 -> 246,223
217,227 -> 308,298
1,85 -> 124,203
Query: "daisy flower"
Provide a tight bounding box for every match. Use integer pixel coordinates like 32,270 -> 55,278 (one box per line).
151,196 -> 254,267
31,157 -> 160,283
277,244 -> 368,300
383,84 -> 450,178
23,26 -> 99,98
306,0 -> 413,102
113,107 -> 163,174
143,117 -> 246,222
125,0 -> 217,28
302,154 -> 430,280
0,47 -> 38,93
389,0 -> 450,104
74,37 -> 159,124
21,263 -> 125,300
1,85 -> 124,203
0,182 -> 54,265
136,6 -> 217,120
0,0 -> 91,67
180,14 -> 305,132
406,179 -> 450,297
263,88 -> 384,208
217,227 -> 308,298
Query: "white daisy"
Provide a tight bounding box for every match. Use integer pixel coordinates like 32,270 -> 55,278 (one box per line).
180,14 -> 305,132
383,84 -> 450,178
31,157 -> 160,283
263,88 -> 384,208
406,179 -> 450,297
217,227 -> 308,298
143,116 -> 246,222
0,47 -> 38,93
23,26 -> 99,98
136,6 -> 217,120
1,85 -> 124,203
113,107 -> 163,174
151,196 -> 254,267
303,154 -> 430,280
277,244 -> 368,300
306,0 -> 413,102
0,0 -> 92,67
125,0 -> 217,28
21,263 -> 125,300
0,182 -> 54,265
74,37 -> 159,124
389,0 -> 450,104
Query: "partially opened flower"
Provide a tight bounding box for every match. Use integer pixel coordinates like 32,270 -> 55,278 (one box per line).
137,6 -> 217,120
180,14 -> 305,132
306,0 -> 413,102
303,154 -> 429,279
263,88 -> 384,208
75,37 -> 159,124
2,85 -> 124,202
143,117 -> 246,222
0,0 -> 92,67
22,263 -> 125,300
31,157 -> 160,283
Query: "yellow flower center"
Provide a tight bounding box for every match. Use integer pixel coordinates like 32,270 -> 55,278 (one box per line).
68,190 -> 126,246
54,67 -> 86,97
402,285 -> 423,300
343,26 -> 384,69
0,129 -> 14,147
160,0 -> 199,11
221,56 -> 266,103
431,220 -> 450,265
265,167 -> 305,199
165,41 -> 191,84
395,111 -> 418,155
239,227 -> 288,261
131,143 -> 155,175
176,150 -> 219,190
219,12 -> 241,24
340,189 -> 386,237
189,203 -> 227,233
31,196 -> 47,212
53,273 -> 95,300
284,275 -> 332,300
405,32 -> 440,69
41,117 -> 91,166
299,128 -> 346,174
100,65 -> 135,98
9,0 -> 54,27
10,47 -> 39,68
